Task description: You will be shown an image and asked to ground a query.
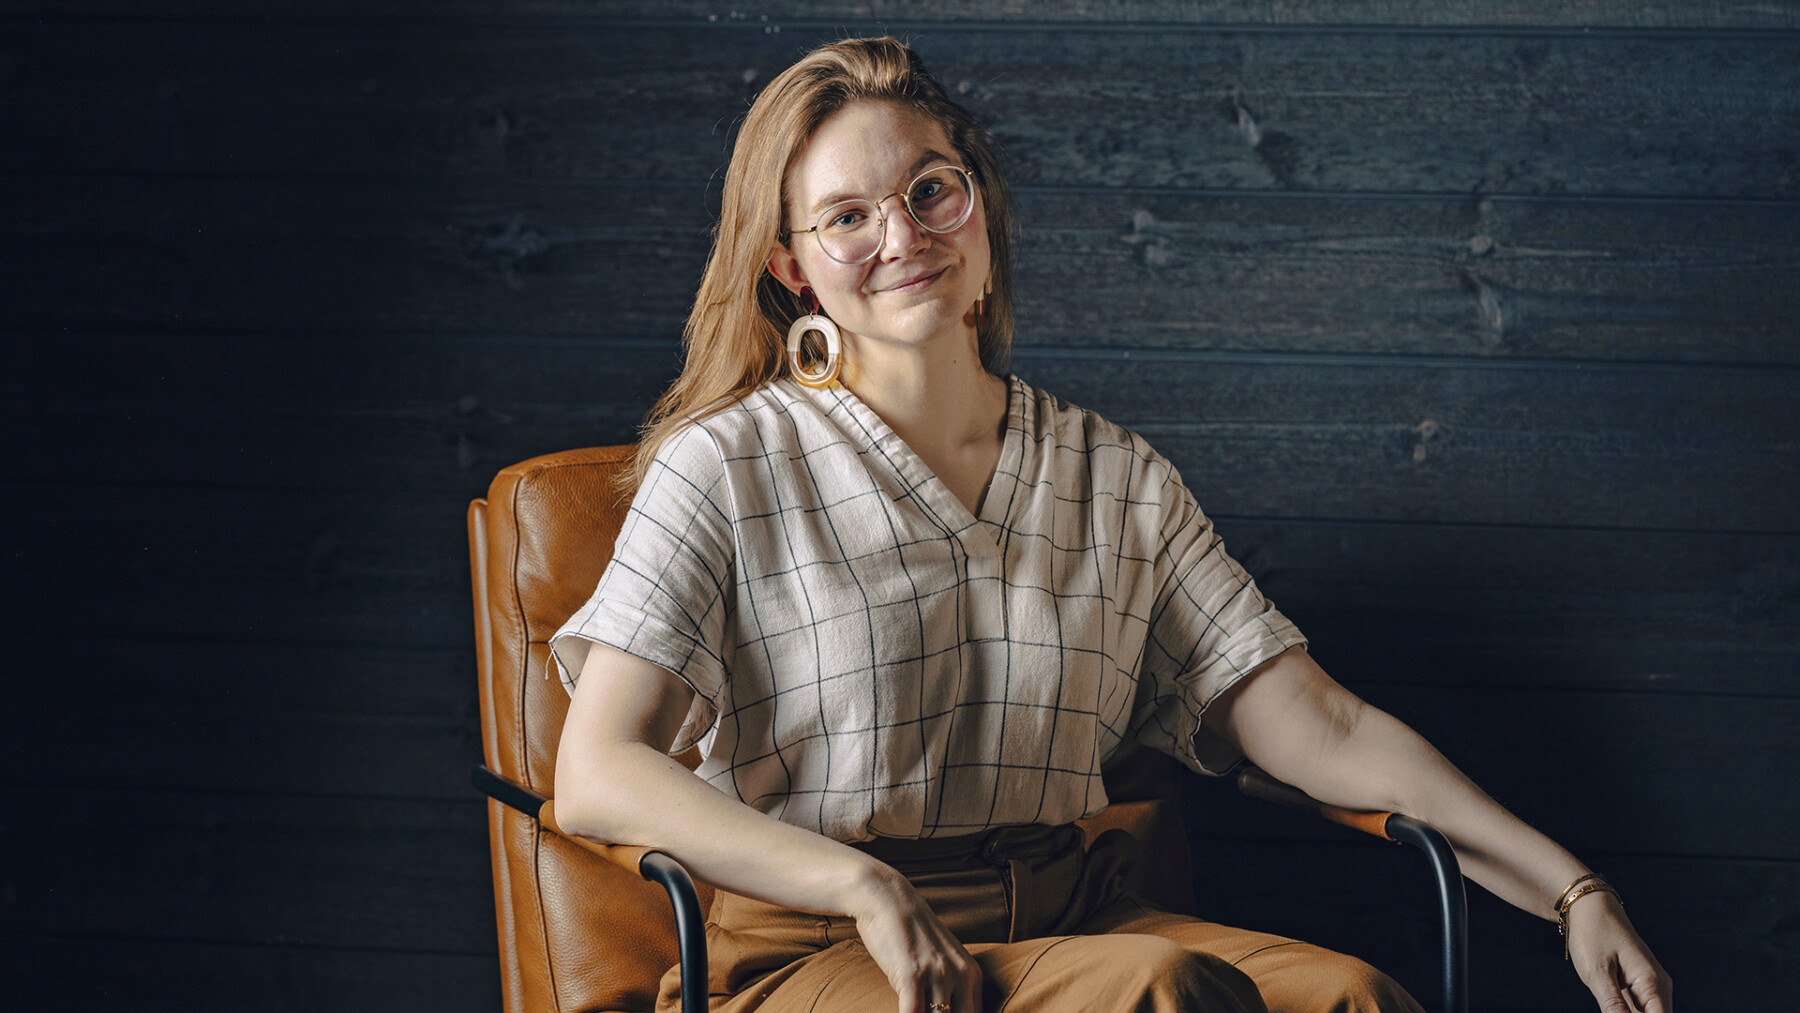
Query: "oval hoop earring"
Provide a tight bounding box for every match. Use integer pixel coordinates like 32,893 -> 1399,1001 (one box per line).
786,288 -> 841,388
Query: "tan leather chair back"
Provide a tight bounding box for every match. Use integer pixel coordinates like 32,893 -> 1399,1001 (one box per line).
470,446 -> 712,1013
469,446 -> 1194,1012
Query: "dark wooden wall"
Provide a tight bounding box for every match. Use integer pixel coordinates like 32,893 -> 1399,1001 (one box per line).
4,3 -> 1797,1010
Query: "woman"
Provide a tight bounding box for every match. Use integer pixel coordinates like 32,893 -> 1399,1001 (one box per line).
550,37 -> 1671,1013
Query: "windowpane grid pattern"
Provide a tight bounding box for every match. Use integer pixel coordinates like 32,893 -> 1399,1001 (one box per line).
552,377 -> 1305,841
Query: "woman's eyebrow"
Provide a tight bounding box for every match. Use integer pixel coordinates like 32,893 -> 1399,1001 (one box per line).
806,149 -> 959,217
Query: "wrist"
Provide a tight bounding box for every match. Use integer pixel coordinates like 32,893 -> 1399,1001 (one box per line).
1555,872 -> 1622,959
839,851 -> 913,922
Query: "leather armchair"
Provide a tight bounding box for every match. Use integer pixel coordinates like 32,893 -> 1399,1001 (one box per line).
468,446 -> 1466,1013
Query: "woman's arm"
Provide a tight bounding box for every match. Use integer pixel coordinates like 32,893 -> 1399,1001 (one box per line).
1204,647 -> 1672,1013
553,643 -> 982,1013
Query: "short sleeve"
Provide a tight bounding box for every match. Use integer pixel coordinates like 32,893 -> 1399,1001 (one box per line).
548,423 -> 736,752
1132,458 -> 1307,775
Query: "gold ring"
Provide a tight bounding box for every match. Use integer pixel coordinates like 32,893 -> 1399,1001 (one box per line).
929,1005 -> 950,1012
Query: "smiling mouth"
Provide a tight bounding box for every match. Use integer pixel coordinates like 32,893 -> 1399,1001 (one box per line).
881,267 -> 947,293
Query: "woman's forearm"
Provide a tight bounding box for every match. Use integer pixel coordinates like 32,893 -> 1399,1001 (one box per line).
552,644 -> 904,921
1216,649 -> 1585,920
1301,700 -> 1588,920
1214,649 -> 1672,1011
554,644 -> 986,1009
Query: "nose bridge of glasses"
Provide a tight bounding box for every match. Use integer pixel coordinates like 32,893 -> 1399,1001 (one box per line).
870,189 -> 911,227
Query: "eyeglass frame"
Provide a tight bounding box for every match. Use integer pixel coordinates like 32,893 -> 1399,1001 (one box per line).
783,164 -> 978,265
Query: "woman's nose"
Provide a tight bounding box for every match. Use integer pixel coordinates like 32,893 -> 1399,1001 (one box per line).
878,196 -> 929,258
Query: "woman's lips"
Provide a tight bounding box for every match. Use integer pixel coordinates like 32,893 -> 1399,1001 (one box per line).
881,266 -> 947,293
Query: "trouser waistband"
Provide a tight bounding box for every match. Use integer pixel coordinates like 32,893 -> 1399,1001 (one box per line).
848,823 -> 1087,872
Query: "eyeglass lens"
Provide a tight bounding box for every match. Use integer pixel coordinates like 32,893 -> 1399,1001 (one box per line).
813,167 -> 973,264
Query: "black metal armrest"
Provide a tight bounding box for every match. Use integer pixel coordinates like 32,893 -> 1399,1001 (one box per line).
472,764 -> 709,1013
1236,766 -> 1468,1013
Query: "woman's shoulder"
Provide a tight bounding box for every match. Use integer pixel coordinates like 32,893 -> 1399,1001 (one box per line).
648,380 -> 839,477
1014,376 -> 1173,480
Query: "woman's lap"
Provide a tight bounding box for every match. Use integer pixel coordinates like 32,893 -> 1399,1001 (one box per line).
674,900 -> 1420,1013
663,826 -> 1421,1013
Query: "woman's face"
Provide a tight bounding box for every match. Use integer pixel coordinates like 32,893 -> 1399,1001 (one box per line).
768,100 -> 991,360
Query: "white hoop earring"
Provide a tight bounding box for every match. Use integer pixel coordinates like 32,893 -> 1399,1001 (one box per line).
786,289 -> 841,388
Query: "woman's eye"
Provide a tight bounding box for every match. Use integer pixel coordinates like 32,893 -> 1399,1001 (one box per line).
912,180 -> 946,203
826,208 -> 869,231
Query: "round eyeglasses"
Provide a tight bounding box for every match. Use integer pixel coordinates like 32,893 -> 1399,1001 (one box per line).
789,165 -> 976,265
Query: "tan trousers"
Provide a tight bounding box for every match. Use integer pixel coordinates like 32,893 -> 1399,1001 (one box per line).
660,824 -> 1424,1013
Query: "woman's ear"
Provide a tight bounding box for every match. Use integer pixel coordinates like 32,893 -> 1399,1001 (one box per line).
766,244 -> 808,296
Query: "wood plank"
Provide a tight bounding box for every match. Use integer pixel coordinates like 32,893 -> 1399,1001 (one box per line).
4,21 -> 1795,197
1180,837 -> 1800,1012
1215,519 -> 1800,699
0,787 -> 497,953
8,473 -> 1797,666
1024,352 -> 1800,534
14,331 -> 1795,529
3,639 -> 480,715
1178,686 -> 1800,861
8,630 -> 1795,858
9,177 -> 1797,364
12,476 -> 1799,706
1018,190 -> 1800,362
4,1 -> 1797,30
2,935 -> 500,1013
2,783 -> 1788,1011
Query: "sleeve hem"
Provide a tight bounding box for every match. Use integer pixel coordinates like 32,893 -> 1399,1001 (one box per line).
548,613 -> 726,755
1166,618 -> 1309,777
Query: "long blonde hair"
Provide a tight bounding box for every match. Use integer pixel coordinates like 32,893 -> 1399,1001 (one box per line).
628,37 -> 1017,489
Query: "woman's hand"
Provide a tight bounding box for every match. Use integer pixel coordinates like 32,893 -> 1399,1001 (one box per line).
1566,891 -> 1673,1013
558,645 -> 986,1011
845,862 -> 984,1013
1207,649 -> 1675,1013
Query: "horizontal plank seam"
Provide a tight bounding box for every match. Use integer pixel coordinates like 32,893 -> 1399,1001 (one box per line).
0,778 -> 494,804
15,682 -> 1799,706
0,927 -> 496,958
0,780 -> 1791,864
1009,345 -> 1800,376
5,167 -> 1798,209
1180,839 -> 1800,866
8,324 -> 1794,376
1204,512 -> 1800,540
1,480 -> 1792,539
4,13 -> 1798,39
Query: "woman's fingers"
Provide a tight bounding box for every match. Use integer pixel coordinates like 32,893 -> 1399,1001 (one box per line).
900,944 -> 980,1013
845,862 -> 987,1011
1621,949 -> 1672,1013
1568,895 -> 1671,1013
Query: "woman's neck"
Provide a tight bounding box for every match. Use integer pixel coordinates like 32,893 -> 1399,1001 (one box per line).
837,328 -> 1008,514
838,330 -> 1006,461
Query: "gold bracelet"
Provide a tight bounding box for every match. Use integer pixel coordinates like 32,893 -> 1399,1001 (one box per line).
1555,873 -> 1621,960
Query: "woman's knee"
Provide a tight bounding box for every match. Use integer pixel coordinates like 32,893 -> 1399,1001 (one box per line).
1246,945 -> 1422,1013
1110,936 -> 1268,1013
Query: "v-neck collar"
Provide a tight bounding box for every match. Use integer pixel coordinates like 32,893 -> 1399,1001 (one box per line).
794,375 -> 1025,558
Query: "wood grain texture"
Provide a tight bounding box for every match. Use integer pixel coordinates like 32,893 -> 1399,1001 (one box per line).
16,481 -> 1795,650
10,178 -> 1797,364
1218,519 -> 1800,699
1180,833 -> 1800,1011
12,668 -> 1791,854
5,5 -> 1792,1010
4,1 -> 1799,29
0,787 -> 497,953
1,785 -> 1789,1009
5,20 -> 1796,197
2,936 -> 500,1013
11,332 -> 1798,530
